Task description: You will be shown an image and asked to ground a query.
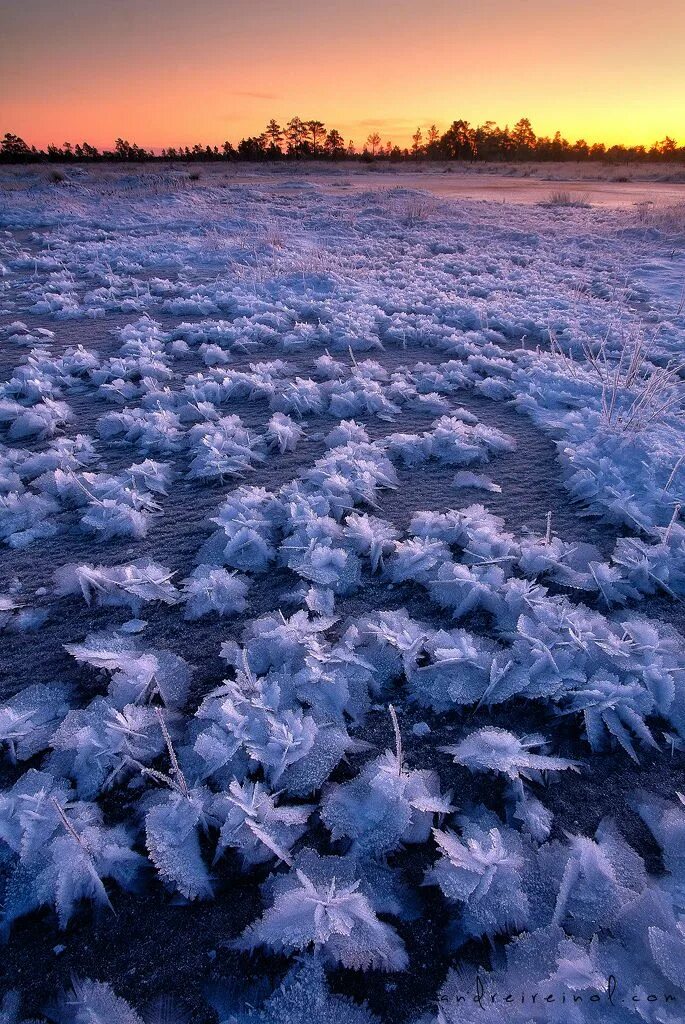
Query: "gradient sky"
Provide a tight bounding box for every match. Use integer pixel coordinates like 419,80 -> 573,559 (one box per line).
2,0 -> 684,151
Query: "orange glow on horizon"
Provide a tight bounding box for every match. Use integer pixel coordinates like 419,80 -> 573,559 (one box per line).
2,0 -> 684,153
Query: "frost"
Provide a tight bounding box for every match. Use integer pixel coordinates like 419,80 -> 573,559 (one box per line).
55,560 -> 180,613
441,728 -> 579,781
51,977 -> 145,1024
140,709 -> 213,899
386,537 -> 450,584
48,699 -> 165,798
212,779 -> 311,867
64,632 -> 192,709
427,818 -> 530,942
322,734 -> 452,855
556,673 -> 658,762
4,164 -> 685,1009
549,823 -> 648,937
452,470 -> 502,492
208,956 -> 380,1024
187,415 -> 265,481
0,770 -> 144,933
210,486 -> 280,572
236,850 -> 408,971
266,412 -> 304,453
343,513 -> 399,574
0,683 -> 70,763
649,925 -> 685,989
182,565 -> 250,619
144,788 -> 213,900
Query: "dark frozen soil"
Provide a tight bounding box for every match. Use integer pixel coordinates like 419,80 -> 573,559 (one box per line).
1,243 -> 684,1021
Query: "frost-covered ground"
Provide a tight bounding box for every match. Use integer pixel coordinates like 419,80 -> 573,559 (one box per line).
0,168 -> 684,1023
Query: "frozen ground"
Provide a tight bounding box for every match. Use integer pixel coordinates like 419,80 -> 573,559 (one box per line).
0,167 -> 684,1022
4,161 -> 685,209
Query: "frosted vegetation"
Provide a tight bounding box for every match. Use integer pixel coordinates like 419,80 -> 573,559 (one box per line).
0,168 -> 684,1021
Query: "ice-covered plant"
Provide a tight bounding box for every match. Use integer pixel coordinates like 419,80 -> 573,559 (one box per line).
555,672 -> 658,762
440,727 -> 579,783
140,709 -> 213,899
211,779 -> 311,867
236,849 -> 408,970
343,512 -> 399,574
426,813 -> 530,943
48,698 -> 166,798
64,632 -> 192,710
0,769 -> 144,934
0,683 -> 70,763
55,559 -> 180,613
181,565 -> 250,619
322,706 -> 453,855
265,412 -> 304,453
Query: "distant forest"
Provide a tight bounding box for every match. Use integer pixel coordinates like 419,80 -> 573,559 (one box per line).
2,117 -> 684,163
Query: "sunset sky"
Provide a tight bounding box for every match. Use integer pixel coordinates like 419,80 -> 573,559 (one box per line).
2,0 -> 684,151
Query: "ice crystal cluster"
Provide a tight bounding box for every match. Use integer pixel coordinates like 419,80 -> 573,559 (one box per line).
0,167 -> 684,1022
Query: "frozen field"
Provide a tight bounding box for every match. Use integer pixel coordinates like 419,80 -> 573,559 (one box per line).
0,167 -> 684,1022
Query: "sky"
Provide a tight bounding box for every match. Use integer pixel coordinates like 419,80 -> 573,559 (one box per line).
1,0 -> 684,151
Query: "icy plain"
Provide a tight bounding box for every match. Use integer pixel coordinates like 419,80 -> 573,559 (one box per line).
0,167 -> 684,1022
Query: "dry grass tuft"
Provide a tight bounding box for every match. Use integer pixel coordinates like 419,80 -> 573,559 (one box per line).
634,201 -> 685,235
543,190 -> 591,208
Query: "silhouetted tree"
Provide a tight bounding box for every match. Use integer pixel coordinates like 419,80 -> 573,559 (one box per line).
1,133 -> 31,159
440,120 -> 476,160
237,136 -> 266,160
306,120 -> 326,155
511,117 -> 536,157
264,120 -> 283,150
1,119 -> 683,166
325,129 -> 345,157
285,117 -> 307,155
366,131 -> 381,156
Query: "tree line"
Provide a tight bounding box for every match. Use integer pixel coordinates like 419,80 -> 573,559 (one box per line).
1,117 -> 683,164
